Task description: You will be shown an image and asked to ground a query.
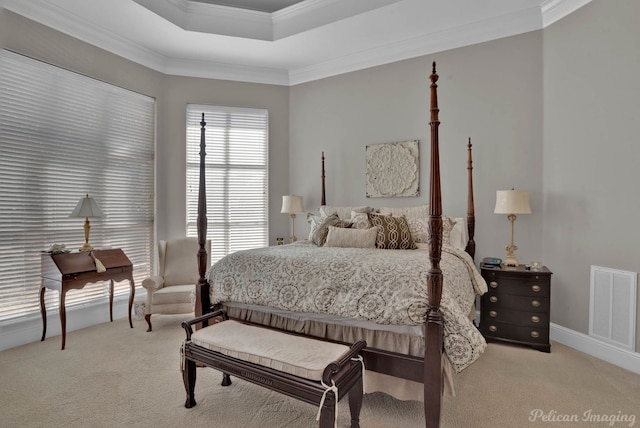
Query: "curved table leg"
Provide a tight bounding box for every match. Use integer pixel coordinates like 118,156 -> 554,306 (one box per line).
128,276 -> 135,329
109,279 -> 114,322
59,290 -> 67,350
40,286 -> 47,341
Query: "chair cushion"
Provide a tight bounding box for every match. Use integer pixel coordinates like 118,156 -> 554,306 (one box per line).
190,320 -> 350,381
151,284 -> 194,305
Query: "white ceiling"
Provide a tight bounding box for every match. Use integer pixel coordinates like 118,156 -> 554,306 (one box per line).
1,0 -> 591,86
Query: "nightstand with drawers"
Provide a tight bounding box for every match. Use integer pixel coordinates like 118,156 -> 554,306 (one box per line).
479,265 -> 552,352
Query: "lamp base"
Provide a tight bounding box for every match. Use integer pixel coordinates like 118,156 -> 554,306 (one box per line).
79,243 -> 94,252
504,256 -> 519,267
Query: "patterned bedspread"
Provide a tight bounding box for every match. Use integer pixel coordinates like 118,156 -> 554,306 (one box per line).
207,240 -> 488,372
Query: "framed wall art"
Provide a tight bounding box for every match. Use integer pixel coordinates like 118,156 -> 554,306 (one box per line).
365,140 -> 419,198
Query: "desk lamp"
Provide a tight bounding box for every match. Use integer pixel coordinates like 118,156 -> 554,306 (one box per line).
70,194 -> 104,252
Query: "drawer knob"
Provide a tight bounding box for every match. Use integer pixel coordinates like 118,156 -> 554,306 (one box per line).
532,285 -> 541,292
490,296 -> 498,303
531,331 -> 540,338
490,281 -> 498,288
489,310 -> 497,318
531,300 -> 541,308
489,325 -> 497,332
531,315 -> 540,323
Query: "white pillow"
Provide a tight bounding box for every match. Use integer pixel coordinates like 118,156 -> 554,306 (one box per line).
448,217 -> 468,250
349,210 -> 371,229
324,226 -> 377,248
319,205 -> 373,220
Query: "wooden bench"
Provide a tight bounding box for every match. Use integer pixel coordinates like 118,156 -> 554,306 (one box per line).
181,310 -> 366,428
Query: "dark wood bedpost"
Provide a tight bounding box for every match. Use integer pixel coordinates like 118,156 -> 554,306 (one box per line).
321,151 -> 326,206
424,62 -> 444,427
465,138 -> 476,260
195,113 -> 210,325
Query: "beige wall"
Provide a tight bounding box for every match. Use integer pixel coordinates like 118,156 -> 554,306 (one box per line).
290,31 -> 544,268
0,8 -> 291,249
542,0 -> 640,349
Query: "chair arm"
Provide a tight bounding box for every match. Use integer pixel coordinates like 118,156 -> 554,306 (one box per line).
142,275 -> 164,291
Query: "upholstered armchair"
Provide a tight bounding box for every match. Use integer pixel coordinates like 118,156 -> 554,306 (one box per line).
142,237 -> 211,332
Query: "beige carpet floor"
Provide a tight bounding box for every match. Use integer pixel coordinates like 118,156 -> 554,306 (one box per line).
1,314 -> 639,428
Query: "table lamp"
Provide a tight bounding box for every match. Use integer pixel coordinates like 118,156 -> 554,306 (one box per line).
69,194 -> 104,252
494,189 -> 531,266
281,195 -> 304,243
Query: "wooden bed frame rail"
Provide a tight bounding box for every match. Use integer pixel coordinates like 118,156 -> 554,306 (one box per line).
193,62 -> 474,428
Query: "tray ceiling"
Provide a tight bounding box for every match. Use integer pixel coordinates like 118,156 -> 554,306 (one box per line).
1,0 -> 592,85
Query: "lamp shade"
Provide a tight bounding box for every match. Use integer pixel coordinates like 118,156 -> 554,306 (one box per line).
494,190 -> 531,214
69,194 -> 104,218
281,195 -> 304,214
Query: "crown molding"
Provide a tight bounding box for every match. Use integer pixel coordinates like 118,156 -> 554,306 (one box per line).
289,6 -> 543,85
132,0 -> 401,41
541,0 -> 592,27
133,0 -> 273,40
1,0 -> 169,73
164,57 -> 290,85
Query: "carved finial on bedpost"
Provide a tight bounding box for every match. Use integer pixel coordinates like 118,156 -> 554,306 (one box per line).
466,138 -> 476,259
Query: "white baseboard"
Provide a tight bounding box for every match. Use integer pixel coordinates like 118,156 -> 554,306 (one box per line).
0,292 -> 146,352
551,322 -> 640,375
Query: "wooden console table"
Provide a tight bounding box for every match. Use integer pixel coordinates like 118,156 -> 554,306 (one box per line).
40,249 -> 134,350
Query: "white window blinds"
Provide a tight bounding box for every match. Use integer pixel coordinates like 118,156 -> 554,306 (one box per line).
0,50 -> 155,321
186,105 -> 268,263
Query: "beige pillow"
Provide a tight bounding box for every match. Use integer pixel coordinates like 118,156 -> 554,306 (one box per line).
368,213 -> 417,250
324,226 -> 377,248
311,213 -> 352,246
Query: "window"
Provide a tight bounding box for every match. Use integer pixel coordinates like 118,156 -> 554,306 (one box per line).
0,50 -> 155,321
186,105 -> 268,263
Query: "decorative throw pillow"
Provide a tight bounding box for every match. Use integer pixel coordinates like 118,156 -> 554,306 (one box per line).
307,212 -> 324,240
324,226 -> 377,248
311,213 -> 352,246
349,210 -> 371,229
379,205 -> 429,243
367,213 -> 417,250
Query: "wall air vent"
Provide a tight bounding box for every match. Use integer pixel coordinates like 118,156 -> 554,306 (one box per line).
589,266 -> 637,351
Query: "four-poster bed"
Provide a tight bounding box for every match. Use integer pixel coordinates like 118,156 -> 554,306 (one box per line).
191,63 -> 485,427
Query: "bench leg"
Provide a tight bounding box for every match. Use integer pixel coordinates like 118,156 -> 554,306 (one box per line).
183,358 -> 197,408
318,392 -> 336,428
348,376 -> 363,428
222,373 -> 232,386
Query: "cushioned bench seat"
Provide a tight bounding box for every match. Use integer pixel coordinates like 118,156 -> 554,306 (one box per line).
181,310 -> 366,428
